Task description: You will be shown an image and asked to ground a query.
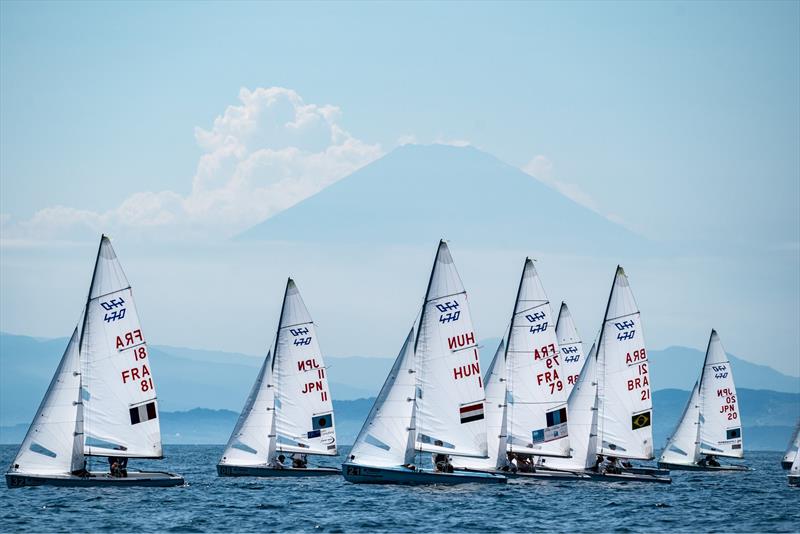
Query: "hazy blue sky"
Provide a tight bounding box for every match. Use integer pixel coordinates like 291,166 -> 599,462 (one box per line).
1,1 -> 798,376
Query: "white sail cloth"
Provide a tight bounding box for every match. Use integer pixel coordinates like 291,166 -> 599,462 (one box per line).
414,241 -> 488,459
9,325 -> 85,475
543,343 -> 600,471
783,422 -> 800,467
698,330 -> 743,458
219,352 -> 276,466
272,279 -> 337,456
505,259 -> 569,458
596,267 -> 654,460
659,381 -> 701,465
452,341 -> 508,470
81,237 -> 162,458
348,329 -> 417,467
556,302 -> 586,398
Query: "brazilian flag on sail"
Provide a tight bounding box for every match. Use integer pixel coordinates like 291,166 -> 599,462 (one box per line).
631,410 -> 652,430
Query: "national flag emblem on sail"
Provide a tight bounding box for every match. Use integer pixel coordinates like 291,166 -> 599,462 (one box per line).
533,407 -> 569,443
459,401 -> 484,424
129,401 -> 157,425
726,428 -> 741,440
631,410 -> 651,430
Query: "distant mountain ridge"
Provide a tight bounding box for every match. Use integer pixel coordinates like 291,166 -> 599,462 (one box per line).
238,144 -> 650,254
1,331 -> 797,429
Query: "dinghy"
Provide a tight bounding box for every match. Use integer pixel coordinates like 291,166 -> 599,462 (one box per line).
538,267 -> 670,483
343,241 -> 505,485
781,421 -> 800,470
789,448 -> 800,486
658,330 -> 749,471
6,235 -> 184,488
218,279 -> 339,477
452,259 -> 584,481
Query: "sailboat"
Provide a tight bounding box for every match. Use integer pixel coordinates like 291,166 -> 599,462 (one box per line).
556,302 -> 587,398
781,421 -> 800,470
658,330 -> 749,471
217,278 -> 339,477
789,447 -> 800,486
537,267 -> 670,483
452,259 -> 585,481
6,235 -> 184,488
342,241 -> 506,485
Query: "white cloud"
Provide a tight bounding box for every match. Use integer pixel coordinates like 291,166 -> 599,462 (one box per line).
522,154 -> 628,228
3,87 -> 383,243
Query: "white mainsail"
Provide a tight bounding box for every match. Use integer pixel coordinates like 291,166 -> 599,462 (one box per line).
556,302 -> 586,397
452,340 -> 509,470
659,380 -> 701,466
414,241 -> 488,459
219,351 -> 276,466
505,259 -> 569,458
348,328 -> 417,468
273,279 -> 337,456
698,330 -> 743,458
9,325 -> 85,475
81,236 -> 162,458
783,421 -> 800,467
543,342 -> 600,471
790,449 -> 800,479
596,266 -> 654,460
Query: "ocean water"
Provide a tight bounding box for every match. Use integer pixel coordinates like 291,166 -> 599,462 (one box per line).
0,446 -> 798,533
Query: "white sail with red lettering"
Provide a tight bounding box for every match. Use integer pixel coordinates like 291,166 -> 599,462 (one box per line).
659,380 -> 701,466
556,302 -> 586,397
414,241 -> 488,459
81,236 -> 163,458
219,351 -> 276,466
544,342 -> 600,470
348,328 -> 417,467
505,259 -> 569,458
452,340 -> 509,470
698,330 -> 743,458
9,324 -> 85,475
272,279 -> 337,456
596,266 -> 654,460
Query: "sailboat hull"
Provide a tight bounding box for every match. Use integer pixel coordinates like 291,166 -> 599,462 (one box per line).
5,471 -> 185,488
455,467 -> 590,481
216,464 -> 340,477
342,463 -> 506,485
657,461 -> 750,472
623,465 -> 671,476
531,467 -> 671,483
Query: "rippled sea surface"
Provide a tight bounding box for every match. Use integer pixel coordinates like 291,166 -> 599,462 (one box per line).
1,446 -> 798,533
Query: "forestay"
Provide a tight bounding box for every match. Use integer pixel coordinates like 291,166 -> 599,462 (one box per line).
506,259 -> 569,458
81,237 -> 163,458
348,329 -> 417,468
273,279 -> 337,456
660,380 -> 701,465
415,241 -> 488,459
596,267 -> 654,460
783,422 -> 800,467
219,351 -> 276,466
545,343 -> 600,471
556,302 -> 586,398
452,341 -> 508,470
9,325 -> 85,475
698,330 -> 743,458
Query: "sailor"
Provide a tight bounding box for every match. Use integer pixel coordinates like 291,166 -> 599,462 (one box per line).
706,454 -> 720,467
270,454 -> 287,469
108,457 -> 121,477
604,456 -> 622,474
517,455 -> 534,473
592,454 -> 604,472
291,454 -> 308,469
118,456 -> 128,478
433,453 -> 453,473
621,459 -> 633,470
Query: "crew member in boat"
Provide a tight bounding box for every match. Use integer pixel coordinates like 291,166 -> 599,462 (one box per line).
108,456 -> 128,478
592,454 -> 604,472
697,454 -> 720,467
604,456 -> 622,474
291,454 -> 308,469
270,454 -> 287,469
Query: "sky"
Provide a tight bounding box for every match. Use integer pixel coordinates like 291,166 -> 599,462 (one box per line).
1,1 -> 798,376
